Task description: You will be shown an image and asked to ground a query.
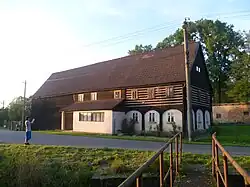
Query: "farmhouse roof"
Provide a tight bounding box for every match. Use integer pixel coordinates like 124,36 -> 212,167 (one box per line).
60,99 -> 124,111
33,41 -> 199,98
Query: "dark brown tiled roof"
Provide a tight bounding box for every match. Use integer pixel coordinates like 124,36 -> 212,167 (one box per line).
33,42 -> 199,98
61,99 -> 124,112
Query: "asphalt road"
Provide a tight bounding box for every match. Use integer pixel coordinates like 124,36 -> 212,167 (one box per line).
0,130 -> 249,156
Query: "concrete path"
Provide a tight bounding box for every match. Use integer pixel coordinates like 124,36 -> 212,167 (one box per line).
0,130 -> 249,156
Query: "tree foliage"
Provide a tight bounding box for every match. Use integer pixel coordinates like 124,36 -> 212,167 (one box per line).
128,44 -> 153,55
227,52 -> 250,102
128,18 -> 248,103
8,96 -> 31,121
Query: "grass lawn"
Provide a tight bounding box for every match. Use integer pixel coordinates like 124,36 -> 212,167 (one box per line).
0,144 -> 249,187
38,124 -> 250,146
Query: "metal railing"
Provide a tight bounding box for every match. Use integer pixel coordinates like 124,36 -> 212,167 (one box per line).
212,132 -> 250,187
118,132 -> 183,187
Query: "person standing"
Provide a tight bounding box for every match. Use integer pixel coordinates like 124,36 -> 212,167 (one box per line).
24,117 -> 35,145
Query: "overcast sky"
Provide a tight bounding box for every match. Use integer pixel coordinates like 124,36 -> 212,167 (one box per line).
0,0 -> 249,106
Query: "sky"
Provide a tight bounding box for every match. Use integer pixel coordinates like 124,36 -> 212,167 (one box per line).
0,0 -> 250,106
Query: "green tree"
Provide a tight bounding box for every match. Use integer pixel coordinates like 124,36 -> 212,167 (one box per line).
0,108 -> 9,126
128,19 -> 245,103
8,96 -> 31,121
227,52 -> 250,102
128,44 -> 153,55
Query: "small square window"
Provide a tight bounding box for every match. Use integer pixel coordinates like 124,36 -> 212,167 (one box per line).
148,88 -> 155,99
91,92 -> 97,100
196,66 -> 201,72
216,113 -> 221,119
131,89 -> 138,99
77,94 -> 84,102
114,90 -> 121,99
166,86 -> 174,97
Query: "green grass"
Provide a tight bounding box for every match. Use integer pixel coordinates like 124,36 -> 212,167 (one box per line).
195,125 -> 250,146
38,124 -> 250,146
0,144 -> 249,187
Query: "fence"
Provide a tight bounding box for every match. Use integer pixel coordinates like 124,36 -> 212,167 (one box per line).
118,132 -> 182,187
212,132 -> 250,187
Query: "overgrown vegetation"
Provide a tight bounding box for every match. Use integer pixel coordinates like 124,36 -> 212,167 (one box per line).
0,144 -> 249,187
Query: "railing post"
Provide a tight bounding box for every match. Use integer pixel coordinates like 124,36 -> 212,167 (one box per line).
170,143 -> 173,187
175,135 -> 179,175
212,137 -> 215,176
215,144 -> 220,187
223,154 -> 228,187
159,152 -> 164,187
136,175 -> 142,187
179,132 -> 182,165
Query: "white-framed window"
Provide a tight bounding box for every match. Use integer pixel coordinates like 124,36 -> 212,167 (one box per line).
149,112 -> 156,122
132,112 -> 138,122
167,112 -> 174,123
77,94 -> 84,102
166,86 -> 174,97
91,92 -> 97,100
147,88 -> 155,99
131,89 -> 138,99
196,66 -> 201,72
79,112 -> 104,122
114,90 -> 122,99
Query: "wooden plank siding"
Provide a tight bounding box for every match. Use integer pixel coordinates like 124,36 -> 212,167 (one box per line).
73,89 -> 126,102
124,84 -> 184,107
191,85 -> 211,108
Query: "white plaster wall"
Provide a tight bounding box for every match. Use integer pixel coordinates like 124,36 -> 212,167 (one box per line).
112,112 -> 125,134
144,110 -> 160,132
196,109 -> 204,130
73,110 -> 113,134
162,109 -> 183,132
126,110 -> 142,133
192,110 -> 195,131
204,110 -> 211,129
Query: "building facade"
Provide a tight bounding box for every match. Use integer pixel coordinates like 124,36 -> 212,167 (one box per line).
213,103 -> 250,124
31,42 -> 212,136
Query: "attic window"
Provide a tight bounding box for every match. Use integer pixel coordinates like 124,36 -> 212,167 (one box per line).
78,94 -> 84,102
131,89 -> 138,100
196,66 -> 201,72
91,92 -> 97,100
114,90 -> 121,99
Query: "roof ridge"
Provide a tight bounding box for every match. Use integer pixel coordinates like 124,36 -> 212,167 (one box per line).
52,41 -> 196,75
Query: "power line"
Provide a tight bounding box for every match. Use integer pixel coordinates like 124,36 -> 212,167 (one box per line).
82,10 -> 250,48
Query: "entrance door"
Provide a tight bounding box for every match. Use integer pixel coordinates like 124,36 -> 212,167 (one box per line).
65,112 -> 73,130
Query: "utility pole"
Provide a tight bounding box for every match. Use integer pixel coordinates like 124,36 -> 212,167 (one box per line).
183,18 -> 192,142
21,80 -> 27,131
1,100 -> 4,109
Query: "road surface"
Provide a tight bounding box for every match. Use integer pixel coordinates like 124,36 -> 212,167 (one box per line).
0,130 -> 249,156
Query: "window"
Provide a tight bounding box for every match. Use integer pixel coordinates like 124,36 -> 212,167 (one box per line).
206,93 -> 210,104
131,89 -> 138,99
91,92 -> 97,100
166,86 -> 174,97
114,90 -> 121,99
147,88 -> 155,99
77,94 -> 84,102
243,111 -> 249,116
132,113 -> 138,122
167,112 -> 174,123
216,113 -> 221,119
196,66 -> 201,72
149,112 -> 156,122
79,112 -> 104,122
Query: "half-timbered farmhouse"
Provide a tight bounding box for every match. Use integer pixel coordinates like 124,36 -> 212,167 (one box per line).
31,41 -> 212,136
